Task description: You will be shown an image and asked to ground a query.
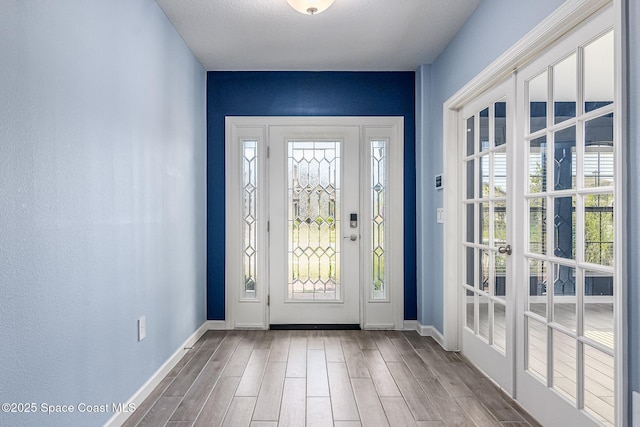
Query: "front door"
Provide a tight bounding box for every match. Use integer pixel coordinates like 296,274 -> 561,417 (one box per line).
268,125 -> 361,325
225,117 -> 405,330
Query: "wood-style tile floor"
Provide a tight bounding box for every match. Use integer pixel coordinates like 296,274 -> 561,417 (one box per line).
121,330 -> 542,427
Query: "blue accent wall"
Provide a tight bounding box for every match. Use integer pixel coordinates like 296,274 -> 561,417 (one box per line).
207,72 -> 417,320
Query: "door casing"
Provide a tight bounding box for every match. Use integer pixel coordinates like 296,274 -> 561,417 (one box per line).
224,116 -> 404,330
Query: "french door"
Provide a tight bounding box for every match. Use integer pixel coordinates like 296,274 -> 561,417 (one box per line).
461,78 -> 515,395
225,117 -> 404,330
458,4 -> 619,426
515,7 -> 617,427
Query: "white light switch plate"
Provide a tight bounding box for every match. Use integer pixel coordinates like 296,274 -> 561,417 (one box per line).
138,316 -> 146,341
436,208 -> 444,224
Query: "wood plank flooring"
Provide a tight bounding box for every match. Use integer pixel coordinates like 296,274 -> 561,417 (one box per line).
122,330 -> 542,427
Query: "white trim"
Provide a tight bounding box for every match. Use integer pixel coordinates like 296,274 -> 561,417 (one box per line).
402,320 -> 418,331
204,320 -> 231,330
415,323 -> 446,349
103,322 -> 212,427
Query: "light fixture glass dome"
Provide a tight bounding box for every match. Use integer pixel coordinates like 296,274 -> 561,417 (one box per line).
287,0 -> 335,15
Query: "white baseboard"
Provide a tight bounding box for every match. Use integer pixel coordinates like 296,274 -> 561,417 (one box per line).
364,323 -> 397,330
204,320 -> 228,330
414,322 -> 446,348
103,321 -> 213,427
634,391 -> 639,427
403,320 -> 418,331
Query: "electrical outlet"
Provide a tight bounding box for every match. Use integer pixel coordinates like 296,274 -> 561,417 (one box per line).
138,316 -> 146,341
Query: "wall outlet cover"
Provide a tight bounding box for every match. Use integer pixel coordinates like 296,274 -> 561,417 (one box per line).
138,316 -> 146,341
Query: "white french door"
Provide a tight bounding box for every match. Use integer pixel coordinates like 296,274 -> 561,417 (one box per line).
225,117 -> 404,330
515,6 -> 617,427
460,78 -> 515,395
454,4 -> 619,427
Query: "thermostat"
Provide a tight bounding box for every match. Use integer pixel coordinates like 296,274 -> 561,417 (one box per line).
435,174 -> 443,190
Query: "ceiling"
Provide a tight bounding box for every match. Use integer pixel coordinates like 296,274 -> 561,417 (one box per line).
155,0 -> 482,71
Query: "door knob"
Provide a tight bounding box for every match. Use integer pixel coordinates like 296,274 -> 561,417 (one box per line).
343,234 -> 357,241
498,244 -> 512,255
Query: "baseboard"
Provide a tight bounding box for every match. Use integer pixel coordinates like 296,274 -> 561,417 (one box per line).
103,321 -> 212,427
414,322 -> 446,349
204,320 -> 228,330
403,320 -> 418,331
634,391 -> 639,427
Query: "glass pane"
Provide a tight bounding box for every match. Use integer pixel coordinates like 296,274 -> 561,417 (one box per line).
479,108 -> 490,151
466,159 -> 475,199
529,198 -> 546,254
585,114 -> 614,188
553,53 -> 577,124
466,116 -> 475,156
553,264 -> 576,331
527,317 -> 547,382
494,201 -> 506,246
480,250 -> 489,292
480,155 -> 490,198
554,126 -> 576,191
243,140 -> 258,299
495,101 -> 507,146
466,288 -> 475,331
480,202 -> 489,245
493,303 -> 506,353
479,295 -> 489,340
466,203 -> 475,243
529,71 -> 548,134
288,141 -> 340,300
585,193 -> 614,266
584,270 -> 614,349
552,330 -> 577,404
529,136 -> 547,193
371,140 -> 386,300
494,151 -> 507,196
554,196 -> 576,260
584,31 -> 614,112
528,258 -> 547,318
466,247 -> 475,287
584,345 -> 615,426
495,253 -> 506,299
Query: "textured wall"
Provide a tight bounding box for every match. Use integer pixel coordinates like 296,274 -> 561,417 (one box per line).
417,0 -> 565,332
0,1 -> 206,426
207,71 -> 417,321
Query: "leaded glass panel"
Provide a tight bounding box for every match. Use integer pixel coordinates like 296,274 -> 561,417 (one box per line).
243,140 -> 258,299
371,140 -> 387,300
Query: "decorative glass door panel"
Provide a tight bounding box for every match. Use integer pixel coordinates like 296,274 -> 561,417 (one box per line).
288,141 -> 341,301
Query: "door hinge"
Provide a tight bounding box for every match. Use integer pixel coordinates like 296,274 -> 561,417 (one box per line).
267,147 -> 270,158
267,295 -> 270,306
267,220 -> 270,232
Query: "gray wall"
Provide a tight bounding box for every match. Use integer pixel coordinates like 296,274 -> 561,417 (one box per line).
0,1 -> 207,425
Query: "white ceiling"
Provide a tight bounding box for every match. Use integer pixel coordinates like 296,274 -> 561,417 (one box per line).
155,0 -> 482,71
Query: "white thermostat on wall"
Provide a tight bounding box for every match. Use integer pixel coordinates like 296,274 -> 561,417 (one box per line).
435,174 -> 443,190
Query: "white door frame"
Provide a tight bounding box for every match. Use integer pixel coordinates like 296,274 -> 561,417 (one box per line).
225,116 -> 404,330
442,0 -> 625,423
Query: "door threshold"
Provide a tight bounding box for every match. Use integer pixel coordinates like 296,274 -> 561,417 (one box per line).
270,324 -> 361,330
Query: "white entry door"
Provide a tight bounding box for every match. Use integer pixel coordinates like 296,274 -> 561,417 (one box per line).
268,125 -> 361,325
225,117 -> 404,330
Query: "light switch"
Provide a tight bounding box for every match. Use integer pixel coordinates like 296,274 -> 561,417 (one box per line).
436,208 -> 444,224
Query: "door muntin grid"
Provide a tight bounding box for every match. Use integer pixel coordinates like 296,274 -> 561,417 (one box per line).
523,29 -> 615,426
463,98 -> 508,354
288,141 -> 341,301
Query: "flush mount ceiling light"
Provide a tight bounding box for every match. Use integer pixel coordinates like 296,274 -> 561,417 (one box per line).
287,0 -> 335,15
